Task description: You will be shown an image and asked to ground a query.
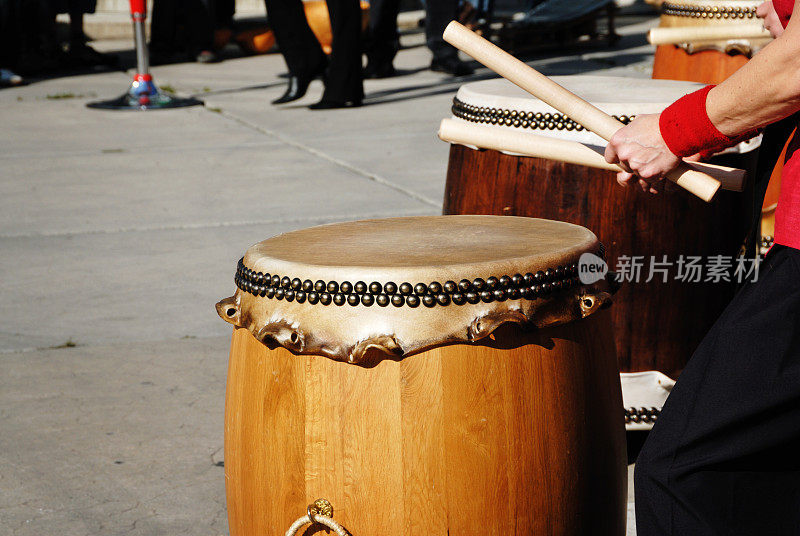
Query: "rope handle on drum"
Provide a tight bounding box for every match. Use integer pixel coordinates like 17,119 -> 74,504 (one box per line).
284,498 -> 352,536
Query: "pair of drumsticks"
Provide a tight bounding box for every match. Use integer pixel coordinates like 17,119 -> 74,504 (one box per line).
438,22 -> 748,202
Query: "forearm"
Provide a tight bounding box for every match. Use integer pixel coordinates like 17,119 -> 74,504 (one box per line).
708,0 -> 800,135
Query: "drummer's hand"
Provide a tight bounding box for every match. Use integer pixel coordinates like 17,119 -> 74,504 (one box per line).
604,114 -> 681,194
757,1 -> 785,38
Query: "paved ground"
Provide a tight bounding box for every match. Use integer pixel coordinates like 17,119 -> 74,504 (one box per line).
1,9 -> 657,535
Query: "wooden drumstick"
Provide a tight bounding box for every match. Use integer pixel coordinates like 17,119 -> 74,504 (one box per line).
648,24 -> 772,46
442,21 -> 733,202
438,119 -> 746,192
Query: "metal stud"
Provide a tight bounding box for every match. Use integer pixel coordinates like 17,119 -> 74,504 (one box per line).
295,291 -> 306,303
443,280 -> 457,293
333,293 -> 346,306
281,276 -> 291,289
414,283 -> 428,296
428,282 -> 442,294
347,294 -> 360,306
508,288 -> 521,300
369,282 -> 382,295
407,295 -> 420,308
392,294 -> 405,307
340,281 -> 353,294
307,292 -> 319,304
354,281 -> 367,294
377,294 -> 390,307
399,282 -> 413,295
291,278 -> 302,290
284,290 -> 295,302
315,280 -> 326,292
319,293 -> 332,305
466,291 -> 480,304
436,293 -> 450,306
384,282 -> 397,295
302,280 -> 313,292
275,288 -> 285,300
423,295 -> 436,308
452,293 -> 465,305
493,289 -> 506,302
480,290 -> 493,303
458,279 -> 471,292
327,281 -> 339,294
272,275 -> 281,287
473,278 -> 486,290
266,287 -> 276,299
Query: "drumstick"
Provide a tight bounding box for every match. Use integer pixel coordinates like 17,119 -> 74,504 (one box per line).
442,21 -> 731,202
648,25 -> 772,46
438,119 -> 746,192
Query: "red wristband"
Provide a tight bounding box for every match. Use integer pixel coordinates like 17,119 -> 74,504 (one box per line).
659,85 -> 743,158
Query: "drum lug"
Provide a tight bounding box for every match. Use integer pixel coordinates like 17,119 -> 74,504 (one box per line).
215,294 -> 241,326
578,291 -> 612,318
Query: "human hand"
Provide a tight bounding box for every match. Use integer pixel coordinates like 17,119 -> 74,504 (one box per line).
604,114 -> 682,194
756,1 -> 785,38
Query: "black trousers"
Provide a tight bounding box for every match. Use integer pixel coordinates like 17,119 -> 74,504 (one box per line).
635,244 -> 800,535
366,0 -> 460,64
151,0 -> 215,56
265,0 -> 362,103
0,0 -> 20,68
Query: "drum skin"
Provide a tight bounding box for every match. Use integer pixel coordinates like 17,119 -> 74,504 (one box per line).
225,313 -> 626,536
652,44 -> 749,84
443,146 -> 751,378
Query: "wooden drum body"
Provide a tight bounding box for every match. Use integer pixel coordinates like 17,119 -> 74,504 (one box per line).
443,78 -> 757,427
652,1 -> 767,84
217,216 -> 627,535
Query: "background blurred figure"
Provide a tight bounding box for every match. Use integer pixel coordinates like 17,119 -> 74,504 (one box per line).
366,0 -> 474,78
150,0 -> 220,64
267,0 -> 363,109
55,0 -> 119,67
0,0 -> 24,85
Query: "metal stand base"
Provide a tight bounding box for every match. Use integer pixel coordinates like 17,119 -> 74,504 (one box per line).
87,79 -> 202,110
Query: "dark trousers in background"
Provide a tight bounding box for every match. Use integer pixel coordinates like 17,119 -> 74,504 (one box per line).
634,245 -> 800,535
367,0 -> 460,65
264,0 -> 363,103
0,0 -> 20,68
151,0 -> 215,57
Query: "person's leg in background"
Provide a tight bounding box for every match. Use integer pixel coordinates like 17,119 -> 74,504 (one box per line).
265,0 -> 327,104
364,0 -> 399,79
190,0 -> 218,62
634,246 -> 800,536
66,0 -> 119,67
425,0 -> 473,75
0,0 -> 24,85
312,0 -> 363,107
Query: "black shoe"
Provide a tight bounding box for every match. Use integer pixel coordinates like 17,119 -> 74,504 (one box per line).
430,56 -> 474,76
364,61 -> 396,79
272,59 -> 327,105
308,98 -> 362,110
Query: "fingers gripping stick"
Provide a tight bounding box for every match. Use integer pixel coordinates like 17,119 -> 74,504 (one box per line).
442,21 -> 732,202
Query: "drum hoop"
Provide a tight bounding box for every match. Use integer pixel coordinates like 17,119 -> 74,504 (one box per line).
452,96 -> 633,133
235,243 -> 605,308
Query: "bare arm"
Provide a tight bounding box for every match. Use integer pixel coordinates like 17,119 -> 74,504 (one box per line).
709,0 -> 800,135
605,0 -> 800,192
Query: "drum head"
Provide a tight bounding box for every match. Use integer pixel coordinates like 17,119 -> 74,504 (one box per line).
217,216 -> 613,364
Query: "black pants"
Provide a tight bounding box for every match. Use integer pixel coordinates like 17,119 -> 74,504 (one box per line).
151,0 -> 215,57
367,0 -> 460,64
635,245 -> 800,535
0,0 -> 20,68
265,0 -> 362,103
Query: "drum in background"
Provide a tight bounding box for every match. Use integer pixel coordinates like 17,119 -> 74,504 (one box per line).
217,216 -> 627,536
652,0 -> 769,84
443,77 -> 757,429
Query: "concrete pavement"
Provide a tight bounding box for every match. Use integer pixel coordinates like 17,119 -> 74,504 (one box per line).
0,11 -> 658,534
